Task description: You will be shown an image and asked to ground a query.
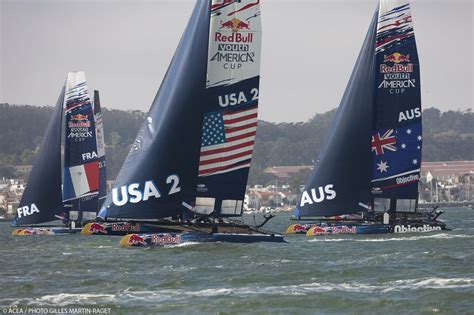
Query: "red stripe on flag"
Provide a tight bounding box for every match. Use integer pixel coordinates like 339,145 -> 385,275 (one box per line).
224,105 -> 257,117
225,122 -> 258,133
199,150 -> 253,166
223,112 -> 258,125
201,140 -> 254,157
83,161 -> 99,192
226,131 -> 256,143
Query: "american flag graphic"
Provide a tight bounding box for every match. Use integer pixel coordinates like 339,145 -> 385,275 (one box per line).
198,105 -> 258,177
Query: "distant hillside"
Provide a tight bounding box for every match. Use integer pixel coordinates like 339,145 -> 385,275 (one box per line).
0,103 -> 472,184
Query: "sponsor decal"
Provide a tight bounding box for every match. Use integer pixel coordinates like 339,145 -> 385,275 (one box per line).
215,32 -> 253,43
220,18 -> 250,32
151,233 -> 182,245
112,175 -> 180,207
383,52 -> 410,64
89,223 -> 108,234
379,52 -> 415,94
300,184 -> 336,207
17,203 -> 40,218
378,79 -> 416,89
197,183 -> 207,193
111,223 -> 141,232
211,39 -> 255,70
128,234 -> 147,246
309,225 -> 356,235
331,226 -> 356,234
67,130 -> 93,139
68,114 -> 91,128
395,174 -> 419,185
394,224 -> 442,233
67,114 -> 94,140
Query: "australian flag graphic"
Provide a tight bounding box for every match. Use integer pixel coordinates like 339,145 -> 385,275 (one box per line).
371,121 -> 422,198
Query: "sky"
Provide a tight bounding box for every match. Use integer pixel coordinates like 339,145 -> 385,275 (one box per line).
1,0 -> 473,122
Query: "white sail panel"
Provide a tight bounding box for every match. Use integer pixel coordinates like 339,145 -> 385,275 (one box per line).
207,0 -> 262,88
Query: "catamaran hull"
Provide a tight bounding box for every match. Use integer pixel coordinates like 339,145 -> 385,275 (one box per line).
12,227 -> 82,236
287,221 -> 447,236
120,232 -> 286,247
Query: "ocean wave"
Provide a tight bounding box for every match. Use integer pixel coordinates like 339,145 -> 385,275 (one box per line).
3,277 -> 472,306
3,293 -> 116,307
308,233 -> 472,243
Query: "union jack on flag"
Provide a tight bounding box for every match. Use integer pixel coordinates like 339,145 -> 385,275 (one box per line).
198,106 -> 257,177
371,129 -> 397,155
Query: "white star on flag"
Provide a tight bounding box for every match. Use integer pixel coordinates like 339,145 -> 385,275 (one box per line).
377,160 -> 389,173
413,159 -> 418,165
401,143 -> 407,149
417,135 -> 422,141
417,146 -> 421,149
406,129 -> 412,134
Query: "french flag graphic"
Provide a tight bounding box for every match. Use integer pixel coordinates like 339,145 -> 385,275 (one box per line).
63,161 -> 99,200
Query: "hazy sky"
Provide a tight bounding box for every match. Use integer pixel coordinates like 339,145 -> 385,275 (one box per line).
1,0 -> 473,122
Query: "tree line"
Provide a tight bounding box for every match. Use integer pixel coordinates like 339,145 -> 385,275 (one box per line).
0,103 -> 472,185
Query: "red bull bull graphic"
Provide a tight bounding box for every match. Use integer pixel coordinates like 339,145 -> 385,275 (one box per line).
120,234 -> 147,246
286,224 -> 316,234
89,223 -> 108,234
220,18 -> 250,32
383,52 -> 410,64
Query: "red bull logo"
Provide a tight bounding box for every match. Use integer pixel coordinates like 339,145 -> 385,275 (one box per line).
111,223 -> 141,232
68,114 -> 91,128
151,233 -> 182,245
220,18 -> 250,32
383,52 -> 410,64
331,226 -> 357,234
128,234 -> 147,246
89,223 -> 108,234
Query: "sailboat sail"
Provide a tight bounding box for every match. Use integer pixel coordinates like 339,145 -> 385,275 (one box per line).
93,90 -> 107,204
371,1 -> 421,211
62,72 -> 99,222
295,0 -> 421,218
97,0 -> 210,220
294,9 -> 378,218
12,87 -> 65,226
195,0 -> 262,217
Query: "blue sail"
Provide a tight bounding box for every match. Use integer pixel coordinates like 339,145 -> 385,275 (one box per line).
62,72 -> 99,223
98,0 -> 210,220
295,0 -> 422,218
93,90 -> 107,205
194,0 -> 262,217
12,87 -> 65,226
370,1 -> 422,208
294,7 -> 379,218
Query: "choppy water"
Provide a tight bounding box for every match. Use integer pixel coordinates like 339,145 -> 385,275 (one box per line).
1,208 -> 473,314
